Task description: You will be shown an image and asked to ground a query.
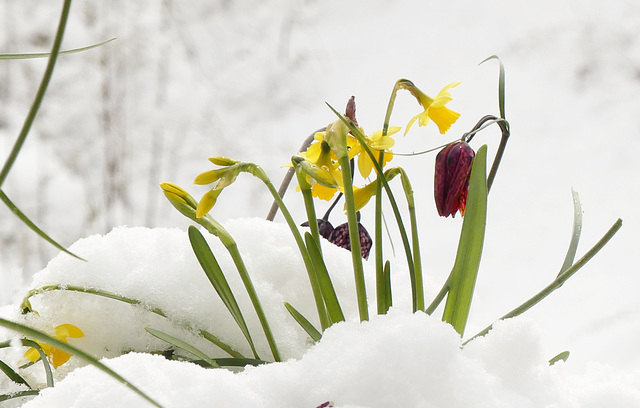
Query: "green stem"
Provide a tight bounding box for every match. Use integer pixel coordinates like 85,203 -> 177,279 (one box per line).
338,154 -> 369,321
0,0 -> 71,187
463,218 -> 623,345
328,104 -> 417,312
253,167 -> 329,330
295,169 -> 322,255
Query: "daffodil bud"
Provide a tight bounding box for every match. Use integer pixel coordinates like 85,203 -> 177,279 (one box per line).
292,155 -> 339,189
160,182 -> 198,209
324,120 -> 350,158
434,141 -> 475,217
208,156 -> 238,166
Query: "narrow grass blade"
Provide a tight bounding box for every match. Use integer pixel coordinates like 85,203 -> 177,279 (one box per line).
305,233 -> 345,325
558,189 -> 582,277
442,145 -> 488,337
0,359 -> 30,388
0,189 -> 84,260
0,390 -> 40,402
549,350 -> 570,365
0,38 -> 116,60
198,330 -> 245,359
0,0 -> 71,187
188,226 -> 259,359
144,327 -> 219,368
382,260 -> 392,314
464,218 -> 623,345
480,55 -> 506,119
0,318 -> 164,408
212,358 -> 265,367
284,302 -> 322,342
3,338 -> 53,387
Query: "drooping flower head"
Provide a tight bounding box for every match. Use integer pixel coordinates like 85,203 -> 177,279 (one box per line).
434,141 -> 475,217
403,81 -> 461,135
24,324 -> 85,369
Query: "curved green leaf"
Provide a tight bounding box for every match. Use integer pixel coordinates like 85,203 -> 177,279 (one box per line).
284,302 -> 322,342
304,233 -> 344,325
442,145 -> 488,336
0,318 -> 164,408
0,38 -> 116,60
145,327 -> 219,368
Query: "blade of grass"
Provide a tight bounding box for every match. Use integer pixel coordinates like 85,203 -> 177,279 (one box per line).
188,226 -> 260,360
0,0 -> 71,186
0,390 -> 41,402
304,233 -> 345,325
463,218 -> 622,345
284,302 -> 322,342
0,318 -> 164,408
2,338 -> 53,387
0,38 -> 116,60
0,189 -> 84,261
144,327 -> 219,368
0,358 -> 31,388
558,189 -> 582,277
549,351 -> 570,365
441,145 -> 488,337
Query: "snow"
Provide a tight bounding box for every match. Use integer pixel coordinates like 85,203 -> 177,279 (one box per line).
2,0 -> 640,406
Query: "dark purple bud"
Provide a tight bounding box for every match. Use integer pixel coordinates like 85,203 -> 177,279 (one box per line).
315,402 -> 333,408
301,219 -> 334,240
434,141 -> 475,217
328,222 -> 372,260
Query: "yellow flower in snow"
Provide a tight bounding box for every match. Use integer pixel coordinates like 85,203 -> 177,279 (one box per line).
24,324 -> 84,369
405,82 -> 461,135
353,126 -> 400,178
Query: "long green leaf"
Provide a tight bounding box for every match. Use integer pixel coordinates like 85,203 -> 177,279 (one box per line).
0,389 -> 40,402
0,318 -> 164,408
304,233 -> 345,325
0,38 -> 116,60
558,189 -> 582,277
0,359 -> 30,388
198,330 -> 245,359
144,327 -> 219,368
442,144 -> 488,336
188,226 -> 259,359
284,302 -> 322,342
480,55 -> 506,119
0,183 -> 84,261
0,0 -> 70,186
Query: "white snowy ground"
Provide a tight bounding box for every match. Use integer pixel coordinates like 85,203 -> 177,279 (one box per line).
1,0 -> 640,406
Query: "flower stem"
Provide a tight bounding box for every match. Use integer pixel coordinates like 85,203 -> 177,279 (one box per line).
338,154 -> 369,321
253,166 -> 330,330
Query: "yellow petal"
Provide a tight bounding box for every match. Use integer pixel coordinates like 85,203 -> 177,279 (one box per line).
404,114 -> 420,135
194,168 -> 226,185
51,349 -> 72,369
55,324 -> 84,339
428,105 -> 461,134
24,347 -> 43,363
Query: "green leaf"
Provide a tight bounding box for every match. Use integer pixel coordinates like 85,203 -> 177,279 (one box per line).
188,226 -> 259,359
0,318 -> 164,408
0,358 -> 31,388
0,389 -> 40,402
480,55 -> 506,119
0,189 -> 84,261
558,189 -> 582,277
198,330 -> 246,359
144,327 -> 219,368
2,338 -> 53,387
0,38 -> 116,60
382,260 -> 392,314
549,350 -> 570,365
442,145 -> 488,336
304,233 -> 345,325
284,302 -> 322,342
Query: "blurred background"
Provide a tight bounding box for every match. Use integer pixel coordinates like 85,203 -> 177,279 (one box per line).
1,0 -> 639,371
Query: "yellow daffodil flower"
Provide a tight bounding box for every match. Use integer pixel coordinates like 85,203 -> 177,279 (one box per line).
24,324 -> 84,369
353,127 -> 400,178
405,82 -> 461,135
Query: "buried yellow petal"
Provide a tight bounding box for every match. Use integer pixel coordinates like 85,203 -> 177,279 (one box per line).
24,324 -> 85,369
